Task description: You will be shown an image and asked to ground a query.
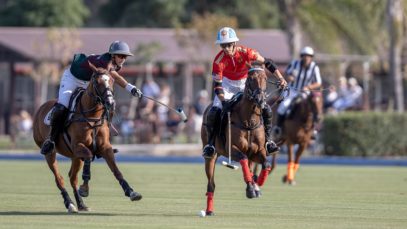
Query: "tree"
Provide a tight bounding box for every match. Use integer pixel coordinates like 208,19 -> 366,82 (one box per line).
0,0 -> 89,27
387,0 -> 405,112
277,0 -> 302,57
99,0 -> 187,27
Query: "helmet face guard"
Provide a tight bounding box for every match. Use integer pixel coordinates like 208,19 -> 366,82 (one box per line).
215,27 -> 239,44
109,41 -> 133,56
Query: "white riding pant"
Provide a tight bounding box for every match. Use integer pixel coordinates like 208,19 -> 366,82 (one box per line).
213,77 -> 246,108
57,68 -> 89,108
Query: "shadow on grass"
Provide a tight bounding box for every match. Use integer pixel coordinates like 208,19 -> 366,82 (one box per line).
0,211 -> 115,216
0,211 -> 199,217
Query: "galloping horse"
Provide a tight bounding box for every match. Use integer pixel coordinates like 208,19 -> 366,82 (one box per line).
274,91 -> 322,185
33,62 -> 142,213
201,63 -> 272,216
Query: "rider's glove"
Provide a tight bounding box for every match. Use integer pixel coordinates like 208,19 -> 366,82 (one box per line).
131,88 -> 143,98
126,83 -> 143,98
264,58 -> 277,73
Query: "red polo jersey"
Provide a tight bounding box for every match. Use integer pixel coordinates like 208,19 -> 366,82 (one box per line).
212,45 -> 259,81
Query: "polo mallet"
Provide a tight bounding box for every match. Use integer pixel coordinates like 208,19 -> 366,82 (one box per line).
222,111 -> 239,170
142,95 -> 188,123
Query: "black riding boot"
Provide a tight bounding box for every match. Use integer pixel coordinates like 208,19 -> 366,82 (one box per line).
202,107 -> 221,159
262,104 -> 279,155
41,103 -> 69,155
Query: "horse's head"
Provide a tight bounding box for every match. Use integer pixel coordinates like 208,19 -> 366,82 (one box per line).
88,61 -> 115,110
245,62 -> 267,109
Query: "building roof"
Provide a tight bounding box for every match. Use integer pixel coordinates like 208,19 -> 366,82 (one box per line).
0,27 -> 291,64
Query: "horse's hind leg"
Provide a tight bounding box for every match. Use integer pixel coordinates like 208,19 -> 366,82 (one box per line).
44,153 -> 78,213
291,143 -> 308,183
102,148 -> 142,201
69,158 -> 90,211
283,144 -> 295,185
204,156 -> 217,216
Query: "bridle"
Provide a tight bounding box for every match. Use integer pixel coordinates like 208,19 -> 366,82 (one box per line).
76,71 -> 115,124
89,71 -> 115,111
246,67 -> 267,109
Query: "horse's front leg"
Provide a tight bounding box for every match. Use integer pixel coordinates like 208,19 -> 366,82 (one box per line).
204,155 -> 217,216
69,158 -> 90,211
101,146 -> 142,201
78,159 -> 91,197
255,151 -> 272,188
236,152 -> 256,199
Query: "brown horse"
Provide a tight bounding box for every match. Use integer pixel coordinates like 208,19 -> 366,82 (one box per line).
201,63 -> 273,216
33,62 -> 142,213
274,91 -> 322,185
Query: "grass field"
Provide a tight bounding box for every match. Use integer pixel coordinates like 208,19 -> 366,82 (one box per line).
0,160 -> 406,229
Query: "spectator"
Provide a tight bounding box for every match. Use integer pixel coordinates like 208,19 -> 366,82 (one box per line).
333,77 -> 363,111
194,90 -> 210,115
18,110 -> 33,137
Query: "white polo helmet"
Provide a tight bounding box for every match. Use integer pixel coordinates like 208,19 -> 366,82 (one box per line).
215,27 -> 239,44
300,46 -> 314,56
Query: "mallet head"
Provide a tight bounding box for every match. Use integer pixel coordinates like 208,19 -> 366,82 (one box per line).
177,108 -> 188,123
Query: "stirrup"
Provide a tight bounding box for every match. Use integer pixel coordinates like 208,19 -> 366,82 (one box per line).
202,144 -> 216,159
266,141 -> 279,155
41,139 -> 55,155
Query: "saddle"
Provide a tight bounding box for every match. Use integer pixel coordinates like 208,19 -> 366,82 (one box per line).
43,88 -> 85,126
218,92 -> 243,142
285,94 -> 304,119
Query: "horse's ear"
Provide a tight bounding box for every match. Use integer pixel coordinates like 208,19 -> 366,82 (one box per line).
107,61 -> 114,71
88,61 -> 97,72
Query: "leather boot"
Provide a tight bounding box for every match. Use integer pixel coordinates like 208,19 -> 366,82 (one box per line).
202,106 -> 221,159
41,103 -> 68,155
262,104 -> 279,155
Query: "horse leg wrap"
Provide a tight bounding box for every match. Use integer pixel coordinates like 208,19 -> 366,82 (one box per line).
287,162 -> 295,181
256,168 -> 271,186
239,159 -> 253,183
119,179 -> 134,197
82,159 -> 91,182
74,190 -> 87,210
206,192 -> 214,213
294,163 -> 300,173
61,189 -> 73,208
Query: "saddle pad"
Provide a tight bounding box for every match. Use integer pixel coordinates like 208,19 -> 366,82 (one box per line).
43,88 -> 85,126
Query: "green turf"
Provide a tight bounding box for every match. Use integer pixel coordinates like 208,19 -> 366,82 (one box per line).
0,161 -> 406,229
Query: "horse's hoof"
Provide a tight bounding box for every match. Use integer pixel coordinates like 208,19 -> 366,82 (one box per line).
130,191 -> 142,201
206,211 -> 215,216
246,183 -> 256,199
78,185 -> 89,197
67,203 -> 78,213
282,175 -> 288,183
254,183 -> 262,198
78,205 -> 91,212
289,180 -> 297,186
